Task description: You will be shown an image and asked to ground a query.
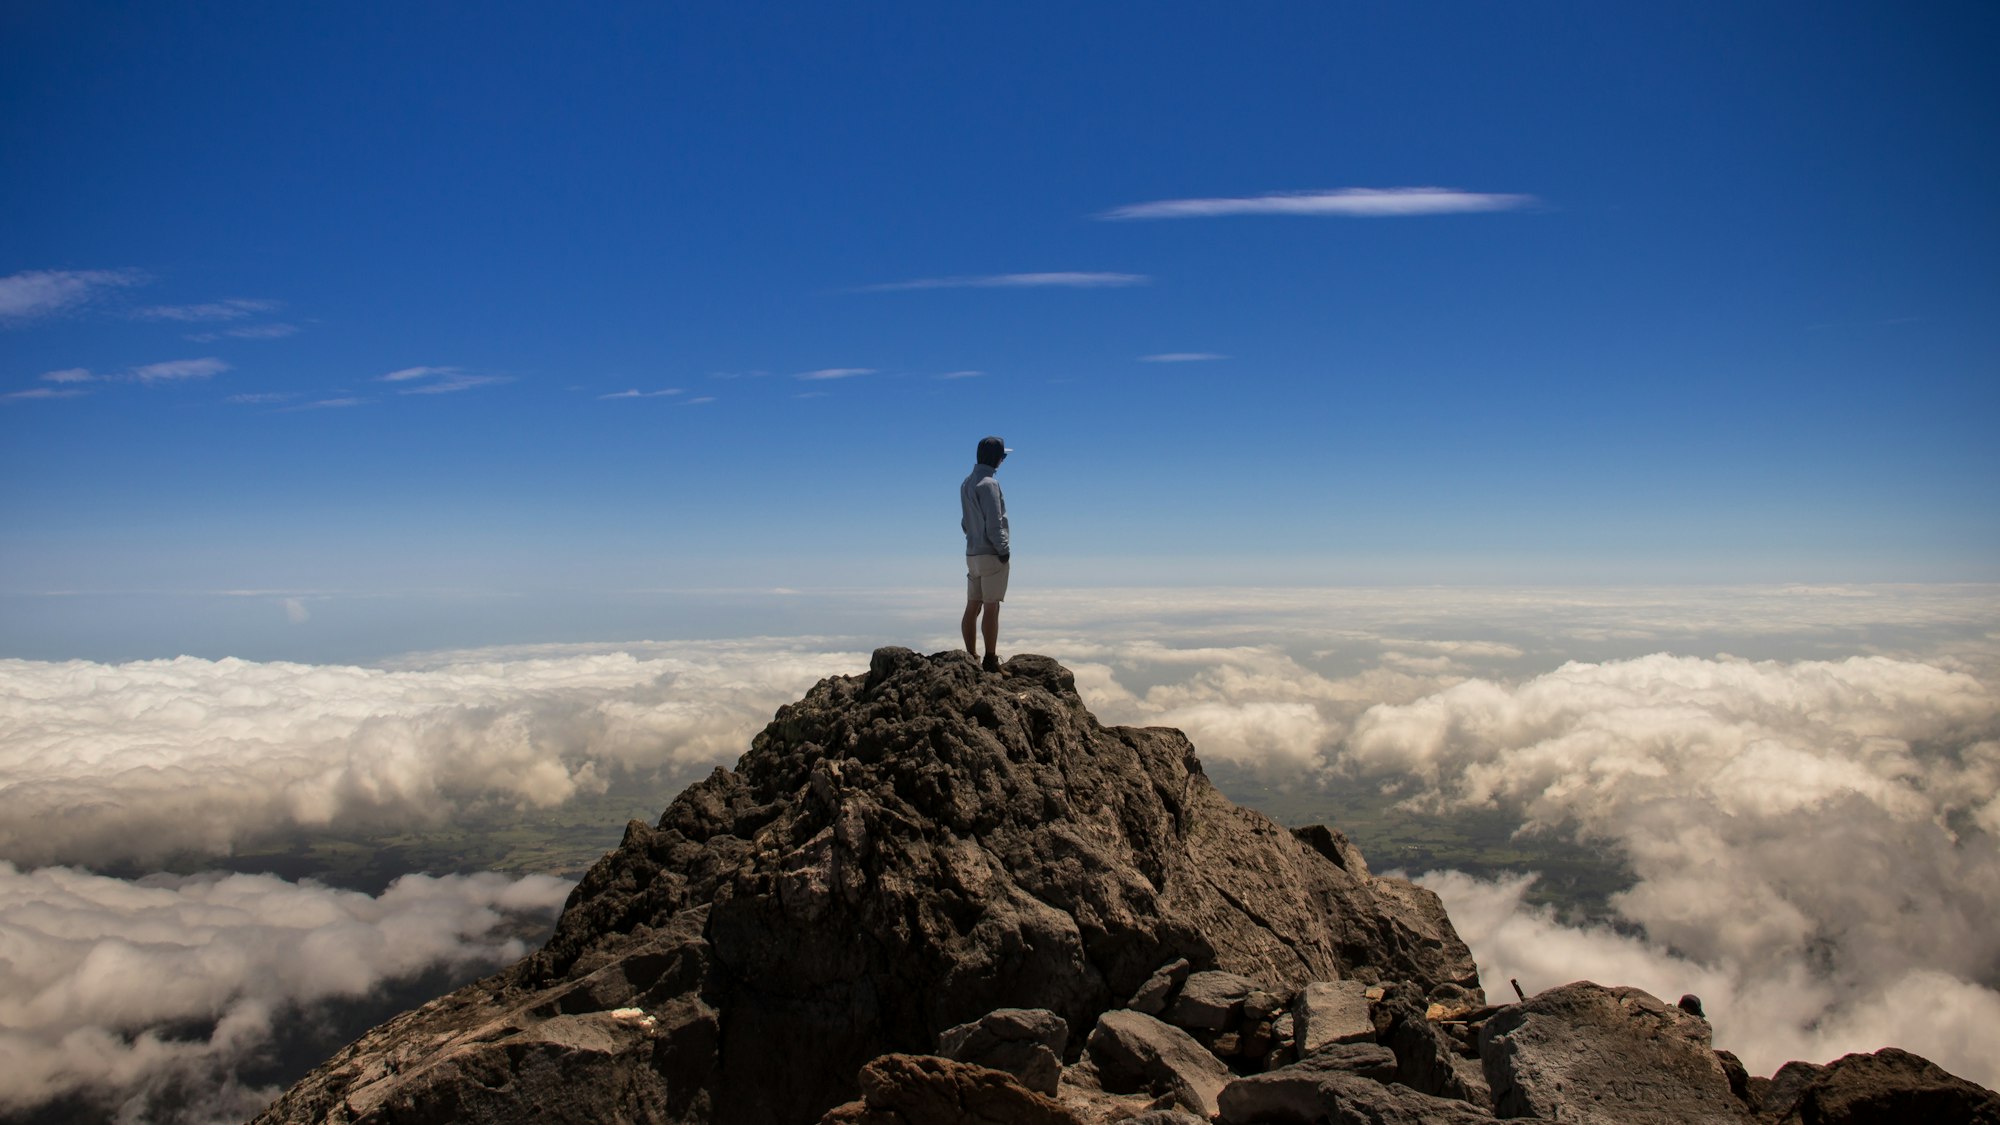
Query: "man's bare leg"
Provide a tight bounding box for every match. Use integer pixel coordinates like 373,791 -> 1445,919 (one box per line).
981,601 -> 1000,659
962,599 -> 981,654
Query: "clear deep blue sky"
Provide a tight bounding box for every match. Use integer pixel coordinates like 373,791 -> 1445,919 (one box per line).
3,3 -> 1996,651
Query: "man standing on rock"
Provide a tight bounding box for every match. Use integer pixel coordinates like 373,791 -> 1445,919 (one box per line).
960,435 -> 1010,673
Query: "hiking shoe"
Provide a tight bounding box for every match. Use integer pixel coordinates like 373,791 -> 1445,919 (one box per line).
982,652 -> 1001,673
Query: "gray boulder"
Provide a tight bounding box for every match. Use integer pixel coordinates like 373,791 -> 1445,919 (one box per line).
1165,969 -> 1259,1031
1479,981 -> 1748,1124
1318,1073 -> 1497,1124
256,648 -> 1485,1125
1128,957 -> 1192,1016
1084,1008 -> 1233,1119
938,1008 -> 1068,1096
1297,980 -> 1376,1056
1217,1044 -> 1400,1123
818,1053 -> 1082,1125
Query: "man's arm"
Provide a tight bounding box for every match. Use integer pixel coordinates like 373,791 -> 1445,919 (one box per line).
981,480 -> 1009,560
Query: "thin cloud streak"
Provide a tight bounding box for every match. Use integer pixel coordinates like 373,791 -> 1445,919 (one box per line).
1099,187 -> 1536,220
135,298 -> 280,322
379,367 -> 510,394
380,366 -> 454,382
858,271 -> 1149,291
1139,352 -> 1228,363
936,370 -> 986,380
189,322 -> 299,342
131,357 -> 229,383
796,367 -> 874,381
598,388 -> 684,399
2,387 -> 87,403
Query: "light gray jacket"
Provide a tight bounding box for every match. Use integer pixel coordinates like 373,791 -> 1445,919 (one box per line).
960,465 -> 1009,557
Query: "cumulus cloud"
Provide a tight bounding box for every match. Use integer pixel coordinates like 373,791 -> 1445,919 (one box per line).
1099,187 -> 1536,220
858,272 -> 1149,291
0,862 -> 570,1120
0,269 -> 145,325
0,642 -> 862,868
1340,654 -> 2000,1084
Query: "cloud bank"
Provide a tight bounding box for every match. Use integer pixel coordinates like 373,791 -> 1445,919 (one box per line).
0,863 -> 569,1121
1099,187 -> 1535,220
1338,655 -> 2000,1086
0,643 -> 861,868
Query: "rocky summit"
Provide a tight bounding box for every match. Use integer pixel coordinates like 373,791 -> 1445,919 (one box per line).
256,649 -> 2000,1125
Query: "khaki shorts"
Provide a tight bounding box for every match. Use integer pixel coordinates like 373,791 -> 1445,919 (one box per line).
966,554 -> 1010,603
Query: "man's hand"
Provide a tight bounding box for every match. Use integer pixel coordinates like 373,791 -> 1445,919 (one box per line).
998,554 -> 1010,565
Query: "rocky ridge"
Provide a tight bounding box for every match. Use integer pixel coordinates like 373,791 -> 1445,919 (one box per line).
255,649 -> 2000,1125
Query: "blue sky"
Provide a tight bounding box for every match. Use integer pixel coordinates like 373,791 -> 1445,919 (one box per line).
4,2 -> 1996,659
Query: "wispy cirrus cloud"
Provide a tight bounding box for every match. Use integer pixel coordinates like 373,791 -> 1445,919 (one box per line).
225,392 -> 294,405
936,370 -> 986,380
796,367 -> 874,381
598,388 -> 684,400
1099,187 -> 1536,220
131,357 -> 229,383
135,298 -> 280,322
0,269 -> 147,325
188,322 -> 300,342
41,368 -> 95,384
279,397 -> 367,412
379,367 -> 509,394
1139,352 -> 1228,363
858,271 -> 1149,292
1,387 -> 87,403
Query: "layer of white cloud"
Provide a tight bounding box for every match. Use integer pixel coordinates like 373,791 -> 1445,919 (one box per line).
5,586 -> 1996,1114
859,271 -> 1149,291
0,269 -> 145,324
1099,187 -> 1536,220
0,642 -> 864,867
0,862 -> 570,1119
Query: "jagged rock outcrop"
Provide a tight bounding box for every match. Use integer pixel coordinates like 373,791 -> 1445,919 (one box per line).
1761,1048 -> 2000,1124
255,649 -> 1481,1125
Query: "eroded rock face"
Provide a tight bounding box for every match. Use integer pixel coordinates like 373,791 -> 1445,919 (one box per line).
1479,981 -> 1749,1124
255,649 -> 1483,1125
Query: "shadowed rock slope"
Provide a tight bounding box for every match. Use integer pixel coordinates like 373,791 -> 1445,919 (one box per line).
254,649 -> 1481,1125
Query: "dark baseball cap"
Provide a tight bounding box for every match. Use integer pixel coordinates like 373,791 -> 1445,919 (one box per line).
977,436 -> 1012,463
